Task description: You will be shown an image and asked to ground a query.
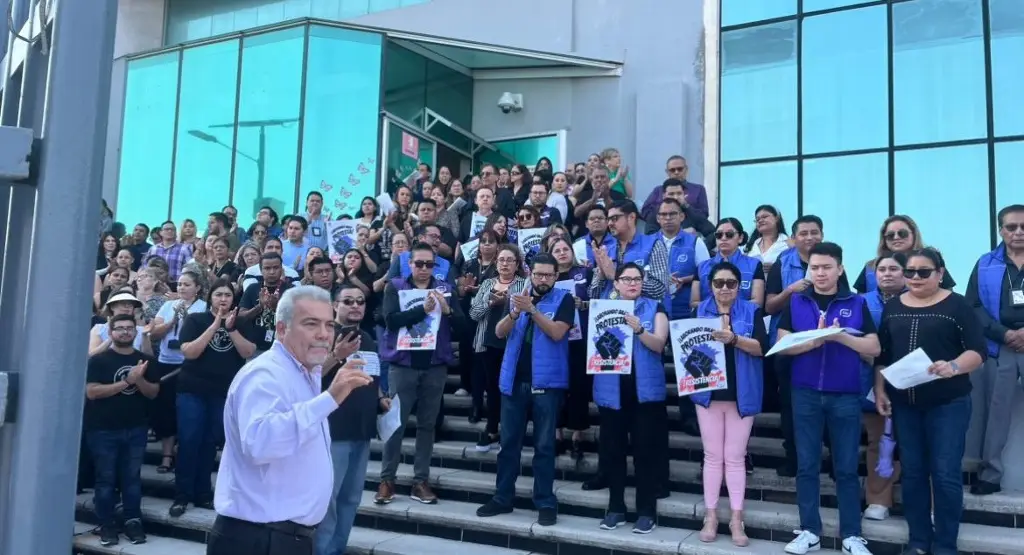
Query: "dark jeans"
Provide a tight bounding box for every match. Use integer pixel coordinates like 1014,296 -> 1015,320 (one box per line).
776,356 -> 797,464
207,515 -> 313,555
315,440 -> 371,555
600,401 -> 667,518
175,392 -> 225,503
87,426 -> 148,526
791,388 -> 862,538
493,382 -> 564,510
892,395 -> 971,555
484,347 -> 504,435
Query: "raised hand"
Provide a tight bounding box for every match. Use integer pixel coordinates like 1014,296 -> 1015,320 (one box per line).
327,359 -> 373,404
126,359 -> 148,384
225,307 -> 238,330
333,331 -> 361,361
422,293 -> 437,313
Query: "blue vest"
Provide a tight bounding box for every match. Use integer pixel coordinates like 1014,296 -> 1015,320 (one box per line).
976,244 -> 1009,357
380,278 -> 456,367
697,251 -> 760,302
592,297 -> 665,409
861,262 -> 879,293
499,288 -> 571,394
689,297 -> 764,417
861,290 -> 890,411
398,251 -> 451,284
769,248 -> 807,343
788,291 -> 867,394
601,233 -> 660,298
582,233 -> 616,266
663,232 -> 699,319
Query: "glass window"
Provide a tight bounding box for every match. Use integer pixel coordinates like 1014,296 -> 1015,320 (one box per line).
382,42 -> 426,124
721,0 -> 796,27
116,52 -> 179,228
170,39 -> 240,225
990,0 -> 1024,137
231,28 -> 305,229
425,59 -> 472,130
802,0 -> 875,13
895,145 -> 989,292
383,121 -> 434,195
719,161 -> 798,233
487,136 -> 560,171
892,0 -> 986,146
300,26 -> 384,221
803,153 -> 889,271
995,142 -> 1024,229
801,5 -> 888,153
721,22 -> 797,161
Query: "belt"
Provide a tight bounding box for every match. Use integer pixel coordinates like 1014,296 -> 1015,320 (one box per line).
218,515 -> 317,539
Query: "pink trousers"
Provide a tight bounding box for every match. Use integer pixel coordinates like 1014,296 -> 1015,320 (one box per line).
696,401 -> 754,511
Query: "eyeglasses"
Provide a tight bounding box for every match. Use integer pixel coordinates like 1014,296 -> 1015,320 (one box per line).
715,231 -> 737,240
111,327 -> 136,333
312,268 -> 333,276
617,276 -> 643,285
903,268 -> 936,279
339,298 -> 366,306
1004,223 -> 1023,233
413,260 -> 436,269
497,257 -> 517,265
657,211 -> 681,219
532,272 -> 556,280
480,239 -> 496,245
608,214 -> 625,223
885,229 -> 911,241
712,278 -> 739,290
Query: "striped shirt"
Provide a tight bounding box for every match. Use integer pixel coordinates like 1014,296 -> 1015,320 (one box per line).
145,242 -> 193,281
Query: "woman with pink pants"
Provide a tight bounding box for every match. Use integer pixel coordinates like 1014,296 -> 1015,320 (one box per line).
689,261 -> 769,546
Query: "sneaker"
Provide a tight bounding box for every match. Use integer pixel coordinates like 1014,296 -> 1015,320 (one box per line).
632,516 -> 656,534
410,481 -> 438,504
863,504 -> 889,521
842,536 -> 873,555
123,518 -> 146,545
537,508 -> 557,526
475,431 -> 499,453
454,388 -> 469,396
784,530 -> 821,554
970,480 -> 1001,495
168,500 -> 188,518
98,526 -> 119,547
374,481 -> 395,504
476,500 -> 513,517
599,512 -> 626,530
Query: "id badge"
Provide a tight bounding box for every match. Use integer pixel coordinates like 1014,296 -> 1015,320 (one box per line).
265,329 -> 275,343
531,387 -> 546,395
312,226 -> 323,237
1012,289 -> 1024,306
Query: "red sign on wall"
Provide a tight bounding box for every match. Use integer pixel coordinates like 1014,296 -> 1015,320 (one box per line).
401,131 -> 419,158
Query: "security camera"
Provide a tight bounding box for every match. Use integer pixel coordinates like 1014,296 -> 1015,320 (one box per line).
497,92 -> 522,114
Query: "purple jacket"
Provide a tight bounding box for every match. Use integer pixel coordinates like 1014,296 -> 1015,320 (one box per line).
641,181 -> 709,220
787,291 -> 867,394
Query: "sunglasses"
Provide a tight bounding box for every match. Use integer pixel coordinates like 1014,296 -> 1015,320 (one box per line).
480,239 -> 496,245
885,229 -> 911,241
715,231 -> 737,240
517,214 -> 534,221
712,278 -> 739,290
1004,223 -> 1023,233
253,229 -> 267,236
339,298 -> 366,306
903,268 -> 936,279
667,166 -> 686,173
413,260 -> 436,269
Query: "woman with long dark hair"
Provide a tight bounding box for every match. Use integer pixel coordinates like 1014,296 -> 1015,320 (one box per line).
856,215 -> 955,293
509,163 -> 533,207
743,205 -> 789,276
97,232 -> 120,271
691,218 -> 765,309
458,229 -> 500,421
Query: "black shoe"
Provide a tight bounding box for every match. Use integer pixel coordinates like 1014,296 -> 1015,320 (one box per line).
582,475 -> 607,491
475,431 -> 499,453
98,525 -> 119,546
970,480 -> 1001,496
537,508 -> 557,526
468,407 -> 482,424
476,500 -> 513,517
556,438 -> 568,456
746,454 -> 754,475
123,518 -> 146,544
168,500 -> 188,517
776,461 -> 797,478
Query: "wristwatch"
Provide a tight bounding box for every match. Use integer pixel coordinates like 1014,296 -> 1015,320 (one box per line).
950,361 -> 961,375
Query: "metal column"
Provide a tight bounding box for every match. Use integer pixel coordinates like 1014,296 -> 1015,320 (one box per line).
0,1 -> 118,554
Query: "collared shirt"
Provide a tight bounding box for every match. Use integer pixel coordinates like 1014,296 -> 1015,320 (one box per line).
302,212 -> 328,251
241,264 -> 301,292
282,238 -> 311,272
214,341 -> 337,526
144,242 -> 192,281
588,233 -> 669,300
746,234 -> 790,266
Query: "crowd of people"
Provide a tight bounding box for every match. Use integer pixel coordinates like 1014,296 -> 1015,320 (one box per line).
82,150 -> 1024,555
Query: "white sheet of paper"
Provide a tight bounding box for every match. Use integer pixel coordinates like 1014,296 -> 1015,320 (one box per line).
470,213 -> 488,238
517,227 -> 545,254
377,394 -> 401,442
881,348 -> 938,390
554,280 -> 582,340
460,239 -> 480,262
350,351 -> 381,377
377,193 -> 396,216
573,238 -> 588,265
396,289 -> 440,350
766,327 -> 844,356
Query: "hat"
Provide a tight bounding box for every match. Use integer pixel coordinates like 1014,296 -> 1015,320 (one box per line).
105,292 -> 143,308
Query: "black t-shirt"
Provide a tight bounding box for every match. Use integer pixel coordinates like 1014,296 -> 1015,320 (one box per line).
765,257 -> 850,296
854,263 -> 955,293
324,326 -> 380,441
176,312 -> 262,397
619,303 -> 668,406
240,280 -> 294,351
777,291 -> 878,335
712,308 -> 770,403
85,349 -> 159,431
514,293 -> 576,386
574,184 -> 627,210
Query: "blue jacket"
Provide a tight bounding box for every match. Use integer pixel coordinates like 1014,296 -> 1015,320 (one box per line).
697,251 -> 761,302
690,297 -> 764,417
397,251 -> 451,284
769,248 -> 807,343
861,290 -> 891,411
976,244 -> 1009,357
601,232 -> 660,297
663,232 -> 699,319
788,290 -> 868,394
593,297 -> 665,409
580,233 -> 616,266
499,288 -> 571,394
380,278 -> 456,367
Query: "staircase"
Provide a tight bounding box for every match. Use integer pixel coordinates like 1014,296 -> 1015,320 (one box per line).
73,355 -> 1024,555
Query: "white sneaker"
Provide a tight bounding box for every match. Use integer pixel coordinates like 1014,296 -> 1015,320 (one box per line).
842,536 -> 872,555
863,504 -> 889,521
454,388 -> 469,396
784,530 -> 821,554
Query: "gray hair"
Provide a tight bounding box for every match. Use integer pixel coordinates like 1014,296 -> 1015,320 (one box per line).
275,285 -> 332,328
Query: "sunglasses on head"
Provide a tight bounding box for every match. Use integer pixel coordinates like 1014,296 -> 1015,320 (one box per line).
712,278 -> 739,290
339,298 -> 366,306
885,229 -> 911,241
413,260 -> 436,269
903,268 -> 936,279
715,231 -> 737,240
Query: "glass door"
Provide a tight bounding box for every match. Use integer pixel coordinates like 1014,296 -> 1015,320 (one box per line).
380,116 -> 436,196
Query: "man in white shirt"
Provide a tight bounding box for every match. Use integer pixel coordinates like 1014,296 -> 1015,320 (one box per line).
209,286 -> 372,555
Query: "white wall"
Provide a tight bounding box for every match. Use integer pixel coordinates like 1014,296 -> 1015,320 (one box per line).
115,0 -> 166,58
